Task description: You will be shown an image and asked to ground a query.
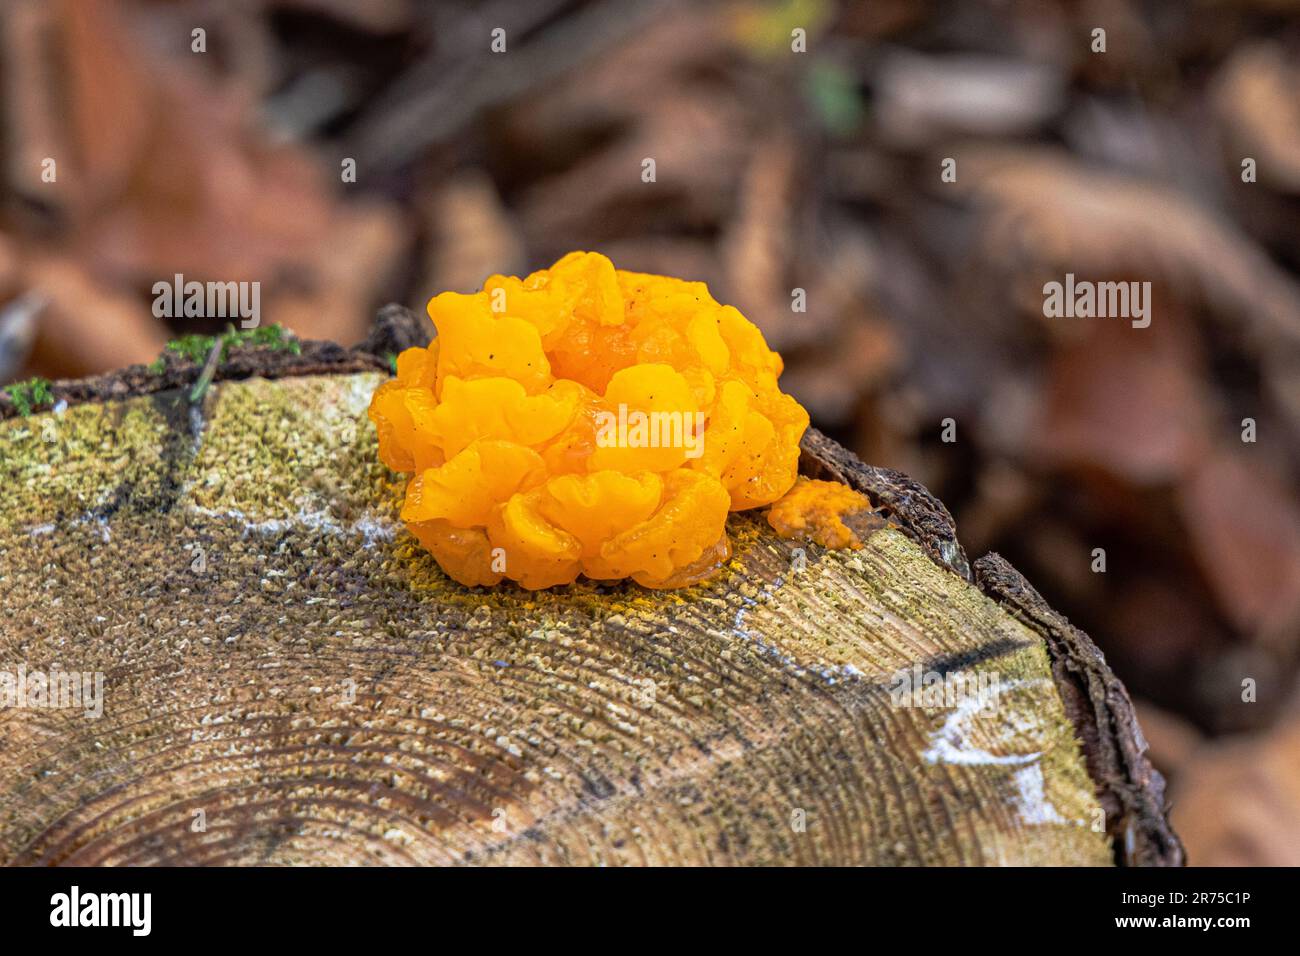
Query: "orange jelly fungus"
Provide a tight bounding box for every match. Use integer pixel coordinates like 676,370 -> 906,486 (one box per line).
369,251 -> 811,589
765,477 -> 876,550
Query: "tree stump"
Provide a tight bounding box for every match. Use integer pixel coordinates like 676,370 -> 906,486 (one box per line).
0,308 -> 1182,866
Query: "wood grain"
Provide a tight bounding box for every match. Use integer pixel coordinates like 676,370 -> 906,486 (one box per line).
0,310 -> 1179,866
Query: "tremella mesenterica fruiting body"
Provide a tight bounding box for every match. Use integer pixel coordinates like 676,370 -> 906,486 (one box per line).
369,251 -> 810,589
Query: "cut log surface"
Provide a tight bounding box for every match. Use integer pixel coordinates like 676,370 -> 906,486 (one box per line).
0,309 -> 1181,866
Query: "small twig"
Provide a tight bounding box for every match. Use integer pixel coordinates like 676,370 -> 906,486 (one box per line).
350,0 -> 672,171
189,325 -> 231,404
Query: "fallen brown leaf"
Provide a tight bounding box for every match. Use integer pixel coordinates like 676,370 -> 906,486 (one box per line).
1172,715 -> 1300,866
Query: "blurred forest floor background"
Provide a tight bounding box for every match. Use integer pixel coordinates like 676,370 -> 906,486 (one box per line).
2,0 -> 1299,864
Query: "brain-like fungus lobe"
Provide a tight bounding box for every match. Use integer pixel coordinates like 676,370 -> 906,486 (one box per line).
369,251 -> 813,589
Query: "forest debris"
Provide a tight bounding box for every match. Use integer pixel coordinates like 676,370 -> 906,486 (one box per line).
274,200 -> 408,347
1032,309 -> 1213,485
1,0 -> 68,209
956,147 -> 1300,350
1172,715 -> 1300,866
423,171 -> 525,295
1179,448 -> 1300,640
349,0 -> 673,171
496,0 -> 725,134
1212,42 -> 1300,193
275,0 -> 414,34
720,134 -> 800,349
518,87 -> 747,255
873,51 -> 1066,146
729,0 -> 834,59
0,0 -> 405,377
780,318 -> 899,427
954,461 -> 1039,559
22,254 -> 169,379
58,0 -> 156,214
597,238 -> 720,287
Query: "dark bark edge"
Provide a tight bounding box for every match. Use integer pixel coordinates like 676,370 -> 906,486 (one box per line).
799,420 -> 1184,868
972,554 -> 1185,867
